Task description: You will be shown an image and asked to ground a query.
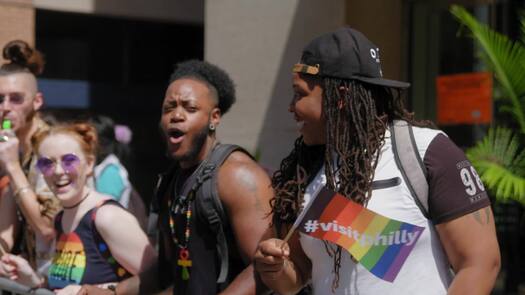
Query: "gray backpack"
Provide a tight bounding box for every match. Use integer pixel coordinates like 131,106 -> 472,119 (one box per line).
390,120 -> 430,219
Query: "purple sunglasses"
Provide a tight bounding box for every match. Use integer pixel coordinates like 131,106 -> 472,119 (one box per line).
36,153 -> 80,177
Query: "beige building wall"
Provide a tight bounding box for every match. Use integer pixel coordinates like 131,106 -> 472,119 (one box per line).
205,0 -> 346,170
346,0 -> 406,82
0,0 -> 35,63
33,0 -> 203,24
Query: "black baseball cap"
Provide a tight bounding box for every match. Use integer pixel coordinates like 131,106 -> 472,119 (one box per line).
293,27 -> 410,89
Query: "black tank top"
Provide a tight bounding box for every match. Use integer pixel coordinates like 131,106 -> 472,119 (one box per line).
157,165 -> 244,295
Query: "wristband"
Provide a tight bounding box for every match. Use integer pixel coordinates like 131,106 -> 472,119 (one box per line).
14,186 -> 31,201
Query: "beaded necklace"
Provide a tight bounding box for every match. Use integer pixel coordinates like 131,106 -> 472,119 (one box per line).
166,155 -> 213,280
166,141 -> 218,281
168,188 -> 194,281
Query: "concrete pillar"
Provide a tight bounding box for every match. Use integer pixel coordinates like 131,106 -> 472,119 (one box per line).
205,0 -> 345,170
346,0 -> 406,82
0,0 -> 35,63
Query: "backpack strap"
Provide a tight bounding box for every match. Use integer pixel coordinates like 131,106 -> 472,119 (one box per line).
149,167 -> 177,240
390,120 -> 430,218
153,165 -> 179,214
195,143 -> 251,284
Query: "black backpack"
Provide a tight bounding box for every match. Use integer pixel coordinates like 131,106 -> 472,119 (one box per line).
152,143 -> 250,284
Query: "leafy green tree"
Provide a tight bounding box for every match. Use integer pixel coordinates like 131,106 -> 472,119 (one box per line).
451,5 -> 525,204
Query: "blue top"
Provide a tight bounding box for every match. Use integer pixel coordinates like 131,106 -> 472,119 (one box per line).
96,164 -> 125,201
93,154 -> 131,208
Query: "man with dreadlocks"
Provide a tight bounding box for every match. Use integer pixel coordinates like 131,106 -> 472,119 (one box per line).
254,27 -> 500,294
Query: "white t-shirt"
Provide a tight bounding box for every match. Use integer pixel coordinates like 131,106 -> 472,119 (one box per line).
299,126 -> 489,294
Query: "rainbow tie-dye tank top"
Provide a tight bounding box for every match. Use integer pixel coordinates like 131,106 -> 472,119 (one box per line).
48,199 -> 131,289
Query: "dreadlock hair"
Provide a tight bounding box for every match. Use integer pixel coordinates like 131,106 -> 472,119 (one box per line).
270,75 -> 433,291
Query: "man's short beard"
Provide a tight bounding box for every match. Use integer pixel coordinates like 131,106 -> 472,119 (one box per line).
173,122 -> 210,164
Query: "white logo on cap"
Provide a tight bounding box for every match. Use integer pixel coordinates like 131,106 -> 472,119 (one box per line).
370,48 -> 381,63
370,48 -> 377,59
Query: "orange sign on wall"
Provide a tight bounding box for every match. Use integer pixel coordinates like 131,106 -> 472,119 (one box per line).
436,72 -> 493,125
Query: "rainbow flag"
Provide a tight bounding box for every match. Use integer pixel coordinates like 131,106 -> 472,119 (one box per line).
298,187 -> 425,282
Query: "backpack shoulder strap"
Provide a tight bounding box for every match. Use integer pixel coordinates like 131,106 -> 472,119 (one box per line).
390,120 -> 430,218
195,143 -> 251,284
152,165 -> 179,213
147,166 -> 178,240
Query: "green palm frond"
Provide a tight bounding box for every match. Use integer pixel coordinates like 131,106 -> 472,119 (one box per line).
467,127 -> 525,204
451,5 -> 525,135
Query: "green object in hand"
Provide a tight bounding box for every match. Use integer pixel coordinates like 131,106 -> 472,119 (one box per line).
2,119 -> 11,130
